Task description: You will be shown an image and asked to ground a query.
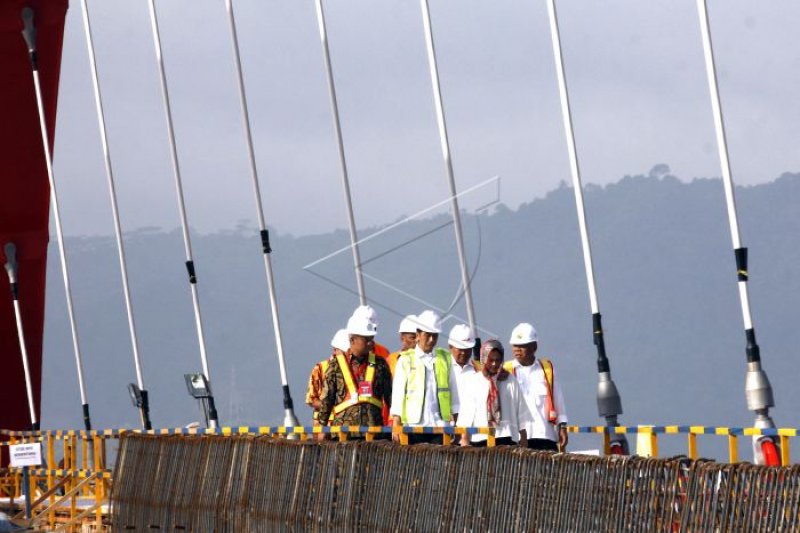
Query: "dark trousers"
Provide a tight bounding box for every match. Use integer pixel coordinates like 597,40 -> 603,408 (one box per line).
526,438 -> 558,451
471,436 -> 516,447
407,433 -> 443,445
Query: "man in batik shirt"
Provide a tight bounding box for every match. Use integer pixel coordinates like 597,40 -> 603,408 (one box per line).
318,312 -> 392,428
306,329 -> 349,425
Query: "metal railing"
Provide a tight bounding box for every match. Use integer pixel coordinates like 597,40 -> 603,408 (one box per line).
570,425 -> 795,465
0,431 -> 111,531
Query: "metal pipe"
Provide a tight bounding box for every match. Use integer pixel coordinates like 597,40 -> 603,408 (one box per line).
3,243 -> 38,430
146,0 -> 218,428
314,0 -> 367,306
544,0 -> 627,453
223,0 -> 299,428
21,7 -> 91,431
418,0 -> 478,335
695,0 -> 776,451
79,0 -> 151,430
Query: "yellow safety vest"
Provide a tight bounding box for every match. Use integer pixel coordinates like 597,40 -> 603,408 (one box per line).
504,358 -> 557,424
399,347 -> 452,424
332,353 -> 383,415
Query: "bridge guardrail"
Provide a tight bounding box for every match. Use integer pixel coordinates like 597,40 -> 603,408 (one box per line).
572,425 -> 794,465
3,423 -> 795,463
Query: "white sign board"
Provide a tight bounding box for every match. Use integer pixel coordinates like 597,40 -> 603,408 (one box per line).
9,443 -> 42,467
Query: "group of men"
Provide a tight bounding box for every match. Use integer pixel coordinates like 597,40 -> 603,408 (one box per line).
305,306 -> 568,451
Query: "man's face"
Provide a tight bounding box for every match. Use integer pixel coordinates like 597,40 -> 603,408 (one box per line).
349,335 -> 375,358
512,341 -> 537,366
400,332 -> 417,351
416,330 -> 438,353
450,345 -> 472,367
484,350 -> 503,376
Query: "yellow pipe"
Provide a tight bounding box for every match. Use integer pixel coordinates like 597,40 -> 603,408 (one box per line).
81,435 -> 88,469
687,433 -> 698,460
650,432 -> 659,458
728,435 -> 738,464
780,435 -> 790,466
47,436 -> 56,529
93,436 -> 104,500
95,471 -> 103,527
82,434 -> 91,497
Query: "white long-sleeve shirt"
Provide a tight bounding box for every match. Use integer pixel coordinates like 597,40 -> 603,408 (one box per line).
390,346 -> 460,426
508,358 -> 568,442
457,372 -> 528,443
451,355 -> 478,400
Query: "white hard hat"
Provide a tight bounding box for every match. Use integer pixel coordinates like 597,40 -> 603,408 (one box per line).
398,315 -> 418,333
509,323 -> 538,345
347,314 -> 378,337
415,310 -> 442,334
448,324 -> 475,350
330,328 -> 350,352
351,305 -> 378,325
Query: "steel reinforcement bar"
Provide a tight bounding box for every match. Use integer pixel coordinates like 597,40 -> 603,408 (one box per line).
110,434 -> 800,532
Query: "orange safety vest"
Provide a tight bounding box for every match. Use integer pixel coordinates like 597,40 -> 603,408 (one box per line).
503,358 -> 557,424
373,344 -> 392,424
333,352 -> 383,415
374,343 -> 390,359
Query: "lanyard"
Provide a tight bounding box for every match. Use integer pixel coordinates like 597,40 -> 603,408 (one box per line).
348,354 -> 368,381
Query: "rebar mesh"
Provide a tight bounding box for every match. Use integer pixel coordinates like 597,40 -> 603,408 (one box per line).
110,434 -> 800,532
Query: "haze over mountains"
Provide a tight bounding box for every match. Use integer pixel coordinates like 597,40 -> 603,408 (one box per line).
40,168 -> 800,456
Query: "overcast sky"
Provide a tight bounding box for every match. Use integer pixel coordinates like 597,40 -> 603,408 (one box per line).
50,0 -> 800,237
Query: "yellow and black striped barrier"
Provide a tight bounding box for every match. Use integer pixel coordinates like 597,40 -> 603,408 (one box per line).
569,424 -> 794,465
1,424 -> 795,463
4,468 -> 113,480
1,424 -> 494,438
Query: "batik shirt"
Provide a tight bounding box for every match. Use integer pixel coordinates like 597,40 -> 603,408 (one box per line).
306,358 -> 332,423
317,352 -> 392,427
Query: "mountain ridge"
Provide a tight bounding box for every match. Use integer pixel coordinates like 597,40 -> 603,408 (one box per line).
40,169 -> 800,456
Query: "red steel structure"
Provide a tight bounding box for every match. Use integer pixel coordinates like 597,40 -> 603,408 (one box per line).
0,0 -> 68,431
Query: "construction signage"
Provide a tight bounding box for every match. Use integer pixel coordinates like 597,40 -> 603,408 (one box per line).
9,443 -> 42,467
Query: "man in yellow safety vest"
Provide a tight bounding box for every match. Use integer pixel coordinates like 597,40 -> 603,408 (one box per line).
504,322 -> 568,451
305,328 -> 349,425
317,313 -> 392,431
390,310 -> 460,445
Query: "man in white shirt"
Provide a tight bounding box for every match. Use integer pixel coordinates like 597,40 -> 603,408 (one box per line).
390,310 -> 460,444
447,324 -> 479,402
458,340 -> 528,446
505,323 -> 568,451
387,315 -> 418,375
